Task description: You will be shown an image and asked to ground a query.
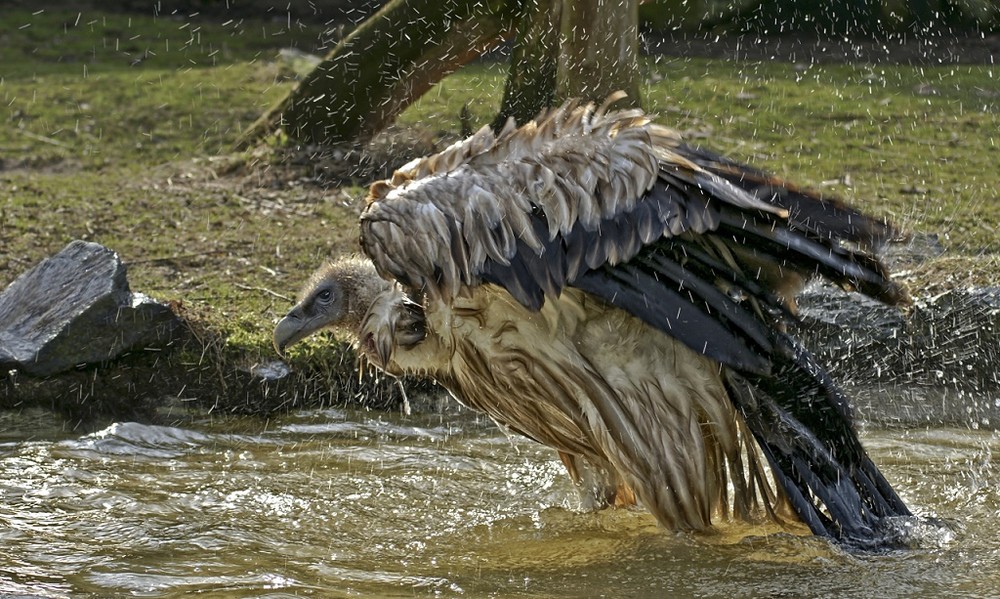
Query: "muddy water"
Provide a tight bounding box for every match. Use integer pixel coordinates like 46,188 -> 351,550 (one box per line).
1,402 -> 999,598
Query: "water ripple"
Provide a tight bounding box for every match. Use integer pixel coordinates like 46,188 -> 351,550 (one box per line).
0,408 -> 998,597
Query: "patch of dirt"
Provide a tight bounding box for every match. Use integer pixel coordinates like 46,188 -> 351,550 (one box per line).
221,123 -> 447,191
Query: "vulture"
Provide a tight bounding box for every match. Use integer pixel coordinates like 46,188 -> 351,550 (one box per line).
273,94 -> 913,548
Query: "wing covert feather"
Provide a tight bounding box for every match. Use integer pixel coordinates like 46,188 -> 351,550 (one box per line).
360,96 -> 907,347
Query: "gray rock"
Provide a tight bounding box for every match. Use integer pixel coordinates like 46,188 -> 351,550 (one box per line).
794,231 -> 992,399
797,282 -> 1000,390
796,281 -> 908,383
796,280 -> 1000,426
251,360 -> 292,381
0,240 -> 181,377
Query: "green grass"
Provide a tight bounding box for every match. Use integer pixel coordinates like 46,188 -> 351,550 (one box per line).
643,58 -> 1000,255
1,9 -> 318,168
1,9 -> 320,74
1,8 -> 998,361
0,8 -> 338,343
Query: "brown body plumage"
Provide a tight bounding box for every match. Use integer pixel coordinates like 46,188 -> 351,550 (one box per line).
275,95 -> 911,546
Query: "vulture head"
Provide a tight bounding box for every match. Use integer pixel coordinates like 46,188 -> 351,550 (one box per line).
273,256 -> 425,370
273,257 -> 386,356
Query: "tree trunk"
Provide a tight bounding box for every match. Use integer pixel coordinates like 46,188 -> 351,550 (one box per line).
492,0 -> 562,130
556,0 -> 641,108
241,0 -> 644,147
239,0 -> 520,147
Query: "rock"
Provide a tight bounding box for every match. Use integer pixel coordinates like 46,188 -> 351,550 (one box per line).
908,287 -> 1000,389
795,281 -> 1000,426
795,283 -> 902,383
797,282 -> 999,390
796,233 -> 994,398
0,242 -> 420,420
0,241 -> 181,377
251,360 -> 292,381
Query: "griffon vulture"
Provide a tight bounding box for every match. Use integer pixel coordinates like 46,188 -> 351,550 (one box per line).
273,94 -> 912,547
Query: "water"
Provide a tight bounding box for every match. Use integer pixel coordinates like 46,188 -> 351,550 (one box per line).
1,401 -> 999,598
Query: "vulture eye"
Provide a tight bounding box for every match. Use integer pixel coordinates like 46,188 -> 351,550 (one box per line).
317,289 -> 333,303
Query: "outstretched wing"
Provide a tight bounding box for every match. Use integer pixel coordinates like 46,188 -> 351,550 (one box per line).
360,98 -> 905,372
359,98 -> 911,544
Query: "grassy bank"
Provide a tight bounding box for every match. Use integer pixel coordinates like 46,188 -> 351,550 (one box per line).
2,8 -> 998,413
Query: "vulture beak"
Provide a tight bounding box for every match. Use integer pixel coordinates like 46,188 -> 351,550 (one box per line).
272,264 -> 352,358
273,308 -> 316,357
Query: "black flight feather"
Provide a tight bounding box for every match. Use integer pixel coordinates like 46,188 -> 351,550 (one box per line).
637,249 -> 777,355
574,262 -> 772,373
722,337 -> 911,546
676,142 -> 895,248
714,209 -> 908,305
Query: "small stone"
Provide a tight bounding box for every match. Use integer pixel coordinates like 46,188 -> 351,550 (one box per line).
251,361 -> 292,381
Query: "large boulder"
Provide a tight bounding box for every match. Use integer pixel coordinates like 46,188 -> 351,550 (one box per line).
0,240 -> 181,377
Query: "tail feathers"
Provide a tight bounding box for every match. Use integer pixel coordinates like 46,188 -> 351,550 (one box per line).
722,337 -> 911,546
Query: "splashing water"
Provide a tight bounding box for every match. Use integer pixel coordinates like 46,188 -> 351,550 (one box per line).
1,400 -> 1000,598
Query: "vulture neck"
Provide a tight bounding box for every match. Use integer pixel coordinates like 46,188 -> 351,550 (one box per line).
330,258 -> 393,338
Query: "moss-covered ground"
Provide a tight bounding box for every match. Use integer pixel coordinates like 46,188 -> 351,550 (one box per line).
1,8 -> 997,414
